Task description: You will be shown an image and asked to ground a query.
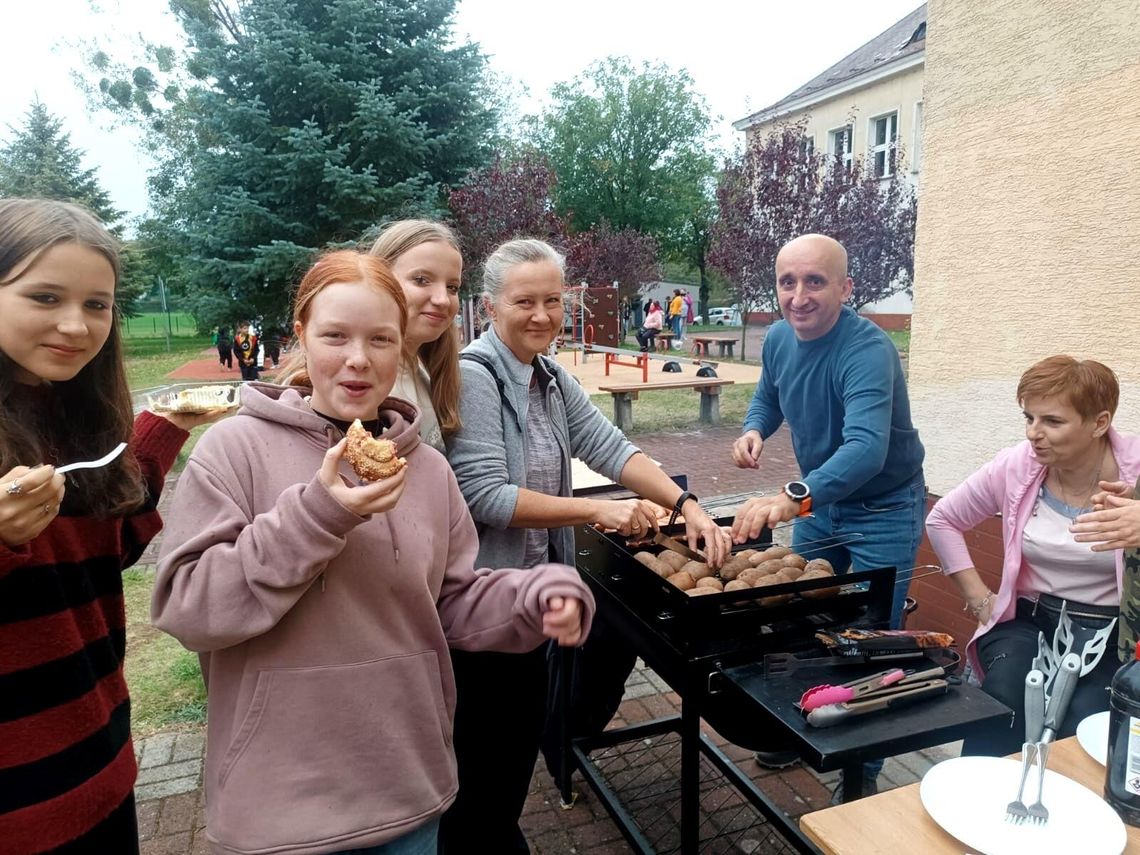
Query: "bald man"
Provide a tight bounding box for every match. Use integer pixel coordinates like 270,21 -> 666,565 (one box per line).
729,234 -> 925,795
731,234 -> 926,628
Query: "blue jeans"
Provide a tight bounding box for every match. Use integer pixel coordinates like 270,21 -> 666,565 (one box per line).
335,818 -> 439,855
791,474 -> 926,629
671,314 -> 683,340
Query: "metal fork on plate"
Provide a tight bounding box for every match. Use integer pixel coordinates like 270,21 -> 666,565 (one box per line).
1005,741 -> 1037,823
1004,653 -> 1080,825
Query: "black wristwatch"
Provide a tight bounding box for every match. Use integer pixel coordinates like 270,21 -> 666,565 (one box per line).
670,490 -> 698,526
783,481 -> 811,504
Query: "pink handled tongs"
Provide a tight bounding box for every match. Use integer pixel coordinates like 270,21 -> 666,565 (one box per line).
799,664 -> 947,713
804,679 -> 949,727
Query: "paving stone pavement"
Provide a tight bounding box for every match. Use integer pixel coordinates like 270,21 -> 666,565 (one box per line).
133,659 -> 961,855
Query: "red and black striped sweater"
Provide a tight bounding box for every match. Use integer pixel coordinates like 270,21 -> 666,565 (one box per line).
0,411 -> 187,853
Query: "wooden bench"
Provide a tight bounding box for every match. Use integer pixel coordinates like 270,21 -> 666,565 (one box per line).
653,331 -> 674,352
689,334 -> 737,358
598,378 -> 735,432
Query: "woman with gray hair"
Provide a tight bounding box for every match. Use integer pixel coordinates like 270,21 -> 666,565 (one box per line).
442,238 -> 731,853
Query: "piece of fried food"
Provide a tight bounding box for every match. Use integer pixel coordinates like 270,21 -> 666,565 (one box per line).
345,419 -> 407,481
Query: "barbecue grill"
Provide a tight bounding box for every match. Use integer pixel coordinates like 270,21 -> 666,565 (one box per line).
557,515 -> 898,854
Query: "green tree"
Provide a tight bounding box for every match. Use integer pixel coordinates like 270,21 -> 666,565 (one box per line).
0,100 -> 123,229
87,0 -> 496,323
539,57 -> 717,299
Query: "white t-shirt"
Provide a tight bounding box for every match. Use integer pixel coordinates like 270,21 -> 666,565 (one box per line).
1019,488 -> 1117,606
390,360 -> 444,453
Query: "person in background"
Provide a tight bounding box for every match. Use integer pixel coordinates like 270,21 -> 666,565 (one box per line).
443,238 -> 731,854
682,288 -> 694,337
262,324 -> 282,368
636,299 -> 664,352
0,198 -> 221,853
152,249 -> 593,855
216,324 -> 233,369
234,320 -> 259,381
926,355 -> 1140,756
368,219 -> 463,452
729,233 -> 925,792
668,288 -> 685,345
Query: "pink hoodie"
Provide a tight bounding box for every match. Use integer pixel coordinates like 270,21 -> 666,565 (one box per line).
152,384 -> 594,854
926,428 -> 1140,678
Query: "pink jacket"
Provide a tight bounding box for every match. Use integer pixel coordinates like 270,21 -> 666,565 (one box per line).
926,427 -> 1140,677
153,384 -> 594,854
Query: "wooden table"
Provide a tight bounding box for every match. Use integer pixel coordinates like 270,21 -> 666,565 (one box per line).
689,334 -> 737,358
799,736 -> 1134,854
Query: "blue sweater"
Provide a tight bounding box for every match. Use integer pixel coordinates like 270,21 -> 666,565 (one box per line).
743,306 -> 924,507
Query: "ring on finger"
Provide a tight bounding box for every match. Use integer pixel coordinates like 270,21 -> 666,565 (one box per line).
6,480 -> 22,496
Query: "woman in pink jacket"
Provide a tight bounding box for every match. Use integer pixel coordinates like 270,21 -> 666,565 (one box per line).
926,355 -> 1140,756
153,251 -> 593,855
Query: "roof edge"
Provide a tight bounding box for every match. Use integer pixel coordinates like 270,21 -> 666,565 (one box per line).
732,49 -> 925,132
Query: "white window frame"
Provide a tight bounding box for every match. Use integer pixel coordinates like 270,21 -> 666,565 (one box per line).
911,101 -> 924,174
868,110 -> 899,178
828,124 -> 853,171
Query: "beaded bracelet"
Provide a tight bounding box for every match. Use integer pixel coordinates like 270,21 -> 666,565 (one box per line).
965,591 -> 995,618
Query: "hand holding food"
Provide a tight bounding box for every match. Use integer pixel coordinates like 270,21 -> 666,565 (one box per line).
320,438 -> 407,517
344,419 -> 407,481
0,464 -> 66,547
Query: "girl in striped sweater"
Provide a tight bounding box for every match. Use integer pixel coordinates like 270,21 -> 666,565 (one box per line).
0,199 -> 222,852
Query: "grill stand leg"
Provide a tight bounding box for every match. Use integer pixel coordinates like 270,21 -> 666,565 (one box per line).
557,645 -> 576,807
681,693 -> 699,854
839,761 -> 865,802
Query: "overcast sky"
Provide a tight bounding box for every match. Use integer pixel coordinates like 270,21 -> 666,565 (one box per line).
1,0 -> 922,220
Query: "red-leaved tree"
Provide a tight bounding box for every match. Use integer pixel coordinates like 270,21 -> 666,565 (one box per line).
447,150 -> 568,287
812,153 -> 917,311
565,222 -> 661,304
708,120 -> 820,359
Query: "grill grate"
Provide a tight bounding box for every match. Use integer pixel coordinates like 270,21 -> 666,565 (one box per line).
588,732 -> 802,854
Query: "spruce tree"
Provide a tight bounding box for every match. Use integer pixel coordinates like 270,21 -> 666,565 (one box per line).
0,100 -> 124,230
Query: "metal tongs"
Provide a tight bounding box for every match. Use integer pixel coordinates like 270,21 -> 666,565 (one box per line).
801,664 -> 950,727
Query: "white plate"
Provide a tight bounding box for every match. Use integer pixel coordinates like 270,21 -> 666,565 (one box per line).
1078,710 -> 1110,766
919,755 -> 1125,855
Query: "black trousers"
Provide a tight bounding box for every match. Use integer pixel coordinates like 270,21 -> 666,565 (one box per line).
217,344 -> 233,368
440,645 -> 550,855
239,362 -> 259,381
49,793 -> 139,854
635,328 -> 658,351
965,595 -> 1119,757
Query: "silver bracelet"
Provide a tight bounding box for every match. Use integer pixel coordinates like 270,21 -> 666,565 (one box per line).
965,591 -> 994,618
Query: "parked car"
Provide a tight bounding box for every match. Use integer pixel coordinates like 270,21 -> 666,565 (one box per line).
696,306 -> 741,326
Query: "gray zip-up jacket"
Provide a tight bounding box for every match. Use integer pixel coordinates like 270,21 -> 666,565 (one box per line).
448,327 -> 639,569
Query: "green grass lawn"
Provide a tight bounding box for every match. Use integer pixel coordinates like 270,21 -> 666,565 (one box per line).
123,569 -> 207,735
121,312 -> 200,339
588,383 -> 755,434
124,335 -> 213,390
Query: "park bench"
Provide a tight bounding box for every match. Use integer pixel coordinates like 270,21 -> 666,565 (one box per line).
689,334 -> 737,358
653,331 -> 674,352
598,378 -> 735,432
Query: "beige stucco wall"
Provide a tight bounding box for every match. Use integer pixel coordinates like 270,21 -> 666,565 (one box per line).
910,0 -> 1140,495
745,63 -> 926,180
